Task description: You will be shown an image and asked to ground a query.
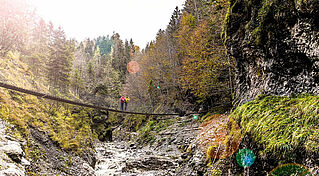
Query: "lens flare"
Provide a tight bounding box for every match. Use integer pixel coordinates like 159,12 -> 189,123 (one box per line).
127,61 -> 140,74
196,114 -> 241,159
236,148 -> 255,167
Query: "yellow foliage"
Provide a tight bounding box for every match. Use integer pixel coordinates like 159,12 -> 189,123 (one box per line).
180,13 -> 197,29
177,18 -> 230,101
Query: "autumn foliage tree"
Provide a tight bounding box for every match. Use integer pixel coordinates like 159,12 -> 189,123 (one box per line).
177,0 -> 233,105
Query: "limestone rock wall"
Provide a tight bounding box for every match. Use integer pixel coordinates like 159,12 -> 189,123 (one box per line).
225,0 -> 319,104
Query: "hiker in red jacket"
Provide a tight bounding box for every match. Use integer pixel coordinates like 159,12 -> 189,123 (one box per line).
120,96 -> 126,111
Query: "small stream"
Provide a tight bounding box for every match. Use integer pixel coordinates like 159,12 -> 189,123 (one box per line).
94,142 -> 179,176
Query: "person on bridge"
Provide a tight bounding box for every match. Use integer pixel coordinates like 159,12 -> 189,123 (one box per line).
124,96 -> 130,111
120,96 -> 126,111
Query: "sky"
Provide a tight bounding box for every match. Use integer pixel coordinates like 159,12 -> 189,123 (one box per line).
29,0 -> 185,48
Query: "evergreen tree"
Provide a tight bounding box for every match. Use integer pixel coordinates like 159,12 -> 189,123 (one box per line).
95,35 -> 113,56
167,6 -> 182,35
183,0 -> 202,21
71,68 -> 84,97
48,26 -> 74,92
84,38 -> 95,57
129,39 -> 135,54
124,39 -> 131,73
111,33 -> 127,81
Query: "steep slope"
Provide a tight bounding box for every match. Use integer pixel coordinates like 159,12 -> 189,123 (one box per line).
225,0 -> 319,104
0,53 -> 97,175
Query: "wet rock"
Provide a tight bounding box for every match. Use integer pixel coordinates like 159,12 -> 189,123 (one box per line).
175,143 -> 207,176
94,142 -> 179,176
95,117 -> 205,175
82,149 -> 97,168
123,156 -> 177,172
20,157 -> 30,166
82,162 -> 96,175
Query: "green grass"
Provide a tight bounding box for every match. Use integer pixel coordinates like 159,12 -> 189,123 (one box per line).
230,94 -> 319,158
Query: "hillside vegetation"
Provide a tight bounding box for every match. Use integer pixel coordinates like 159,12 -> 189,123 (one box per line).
0,52 -> 98,152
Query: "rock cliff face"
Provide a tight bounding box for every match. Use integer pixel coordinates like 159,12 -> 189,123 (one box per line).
225,0 -> 319,104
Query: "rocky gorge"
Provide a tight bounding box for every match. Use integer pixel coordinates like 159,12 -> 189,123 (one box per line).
0,115 -> 210,175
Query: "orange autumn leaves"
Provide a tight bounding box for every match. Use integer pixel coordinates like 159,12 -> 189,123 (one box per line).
197,114 -> 241,159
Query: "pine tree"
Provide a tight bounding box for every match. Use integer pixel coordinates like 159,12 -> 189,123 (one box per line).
167,6 -> 182,35
111,33 -> 127,82
84,38 -> 95,57
129,39 -> 135,54
95,35 -> 113,56
71,68 -> 84,96
124,39 -> 131,73
183,0 -> 202,21
48,25 -> 74,92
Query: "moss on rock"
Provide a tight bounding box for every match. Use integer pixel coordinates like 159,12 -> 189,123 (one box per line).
230,94 -> 319,157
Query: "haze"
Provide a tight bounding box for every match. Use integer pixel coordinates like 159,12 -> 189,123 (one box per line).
29,0 -> 185,48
